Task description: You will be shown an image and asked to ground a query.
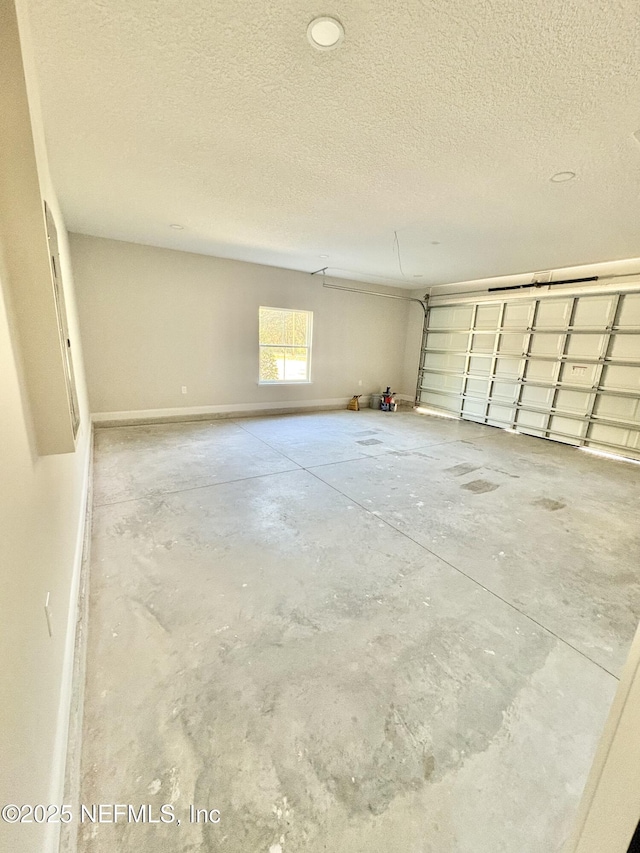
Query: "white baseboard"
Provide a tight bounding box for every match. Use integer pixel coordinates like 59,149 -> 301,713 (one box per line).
92,394 -> 417,426
92,396 -> 377,426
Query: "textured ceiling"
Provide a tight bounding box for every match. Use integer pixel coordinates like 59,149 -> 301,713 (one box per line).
22,0 -> 640,288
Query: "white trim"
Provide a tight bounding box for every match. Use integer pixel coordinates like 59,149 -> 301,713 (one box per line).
91,397 -> 372,426
45,425 -> 92,853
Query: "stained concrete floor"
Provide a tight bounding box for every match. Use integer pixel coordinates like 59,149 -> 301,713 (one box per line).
79,410 -> 640,853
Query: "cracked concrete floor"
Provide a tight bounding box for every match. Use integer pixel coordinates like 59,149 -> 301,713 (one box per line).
79,410 -> 640,852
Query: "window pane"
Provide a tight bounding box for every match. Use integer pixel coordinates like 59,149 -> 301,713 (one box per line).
294,312 -> 308,345
284,347 -> 309,381
284,311 -> 295,345
259,308 -> 284,345
259,346 -> 285,381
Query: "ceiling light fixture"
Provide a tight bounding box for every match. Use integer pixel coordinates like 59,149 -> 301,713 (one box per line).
550,171 -> 576,183
170,223 -> 184,230
307,16 -> 344,51
319,254 -> 329,258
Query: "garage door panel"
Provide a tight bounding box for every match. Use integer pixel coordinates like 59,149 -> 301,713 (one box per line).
536,299 -> 572,328
560,362 -> 599,386
573,295 -> 616,328
423,352 -> 467,372
466,377 -> 491,397
530,333 -> 564,357
588,424 -> 640,452
549,415 -> 586,441
521,385 -> 554,408
525,360 -> 557,382
468,355 -> 492,375
423,372 -> 464,394
498,333 -> 527,354
516,410 -> 548,430
462,398 -> 486,419
503,301 -> 534,329
617,294 -> 640,328
428,305 -> 473,329
426,331 -> 468,351
601,364 -> 640,393
609,335 -> 640,362
419,391 -> 460,413
554,389 -> 591,415
495,356 -> 522,378
474,304 -> 501,329
471,332 -> 495,352
492,380 -> 519,402
487,404 -> 514,426
566,334 -> 606,359
594,395 -> 640,424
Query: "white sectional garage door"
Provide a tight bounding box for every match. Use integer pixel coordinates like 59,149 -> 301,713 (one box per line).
417,289 -> 640,460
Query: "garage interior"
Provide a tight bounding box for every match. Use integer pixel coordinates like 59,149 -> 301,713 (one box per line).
82,411 -> 638,853
1,1 -> 640,853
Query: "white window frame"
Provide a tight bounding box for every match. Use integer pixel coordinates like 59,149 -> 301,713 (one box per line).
258,306 -> 313,385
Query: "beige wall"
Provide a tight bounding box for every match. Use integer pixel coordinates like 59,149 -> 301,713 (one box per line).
0,2 -> 91,852
70,234 -> 413,416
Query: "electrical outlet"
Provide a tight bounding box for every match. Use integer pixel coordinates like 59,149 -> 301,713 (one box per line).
358,379 -> 363,386
181,386 -> 187,394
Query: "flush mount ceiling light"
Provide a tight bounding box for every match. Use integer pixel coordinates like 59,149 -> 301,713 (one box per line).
170,223 -> 184,229
550,171 -> 576,183
319,253 -> 329,258
307,16 -> 344,51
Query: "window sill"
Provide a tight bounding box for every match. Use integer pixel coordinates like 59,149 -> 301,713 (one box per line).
257,381 -> 314,386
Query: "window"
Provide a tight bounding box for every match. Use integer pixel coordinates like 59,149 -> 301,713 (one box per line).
259,307 -> 313,383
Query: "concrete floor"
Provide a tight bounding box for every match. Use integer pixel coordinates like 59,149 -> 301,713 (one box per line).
79,410 -> 640,853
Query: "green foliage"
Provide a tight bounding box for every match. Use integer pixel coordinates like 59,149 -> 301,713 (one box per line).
259,308 -> 309,346
259,347 -> 280,380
